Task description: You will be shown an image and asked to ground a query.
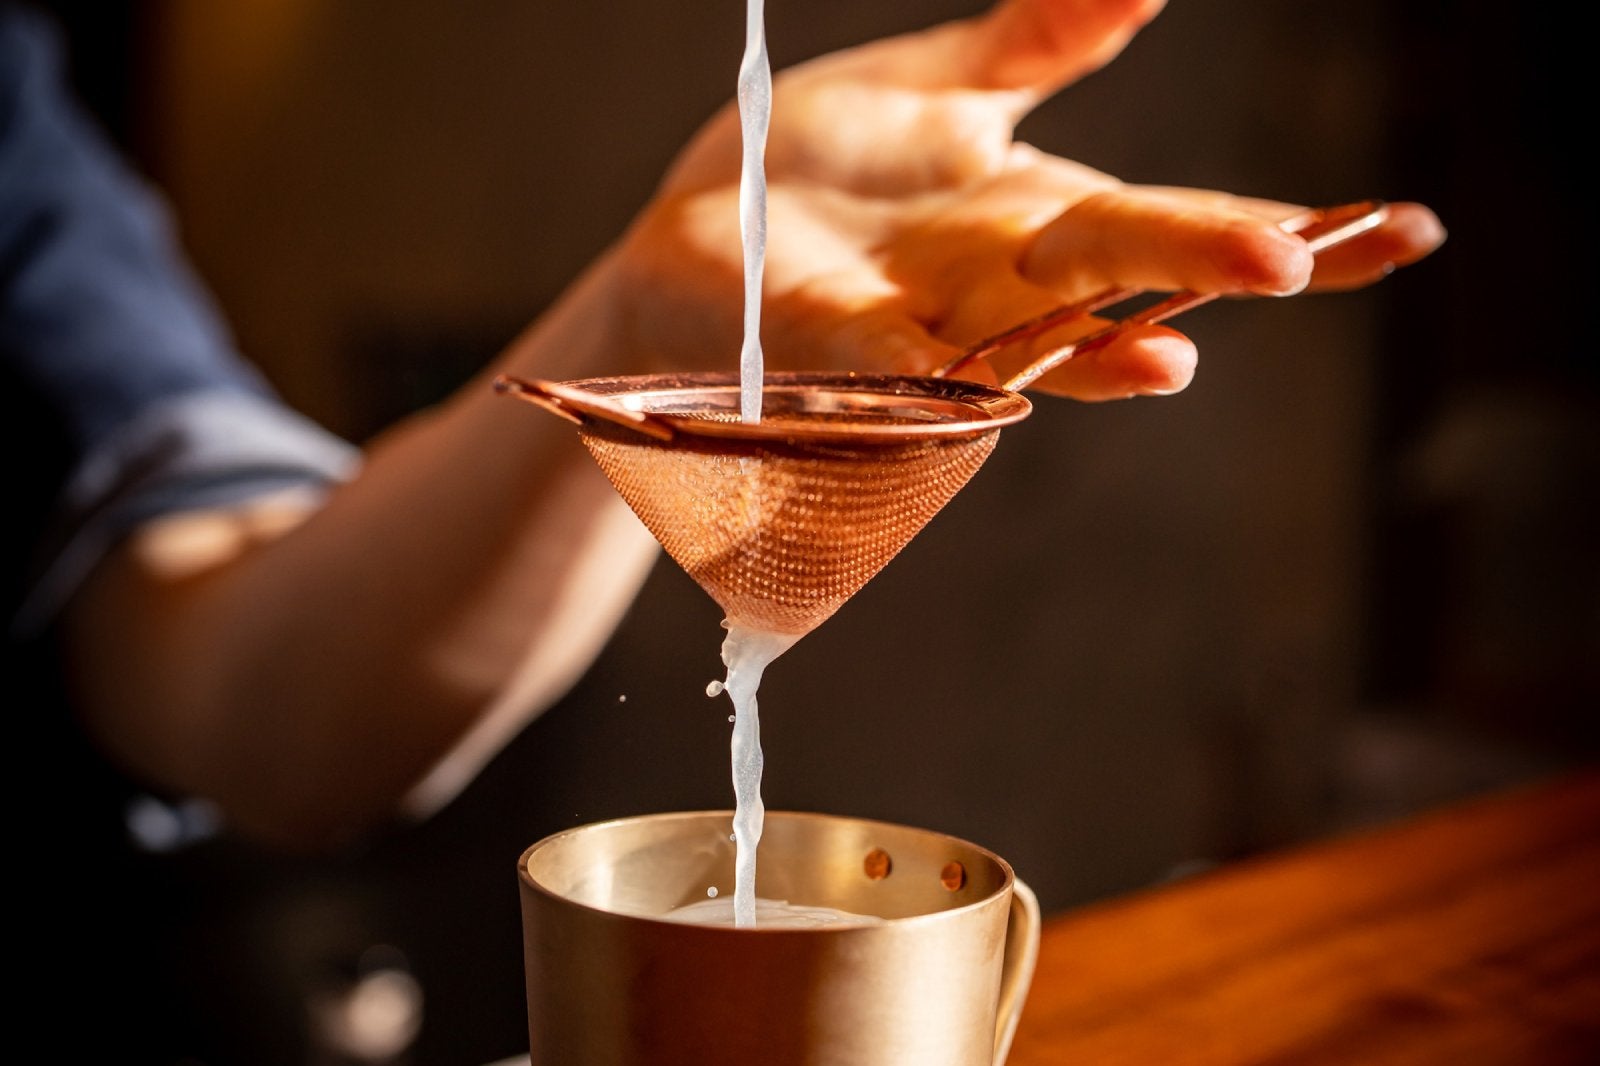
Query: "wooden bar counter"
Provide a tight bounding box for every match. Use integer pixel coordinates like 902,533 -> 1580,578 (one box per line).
1007,768 -> 1600,1065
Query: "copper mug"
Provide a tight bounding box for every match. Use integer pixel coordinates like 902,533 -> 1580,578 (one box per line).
517,809 -> 1040,1066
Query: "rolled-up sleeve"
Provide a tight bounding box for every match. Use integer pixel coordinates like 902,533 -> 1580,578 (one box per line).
1,5 -> 358,635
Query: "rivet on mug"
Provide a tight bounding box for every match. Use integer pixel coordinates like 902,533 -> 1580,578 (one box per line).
940,861 -> 967,891
863,848 -> 892,881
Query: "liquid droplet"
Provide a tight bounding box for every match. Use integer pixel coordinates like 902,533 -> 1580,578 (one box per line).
707,886 -> 719,898
706,680 -> 726,698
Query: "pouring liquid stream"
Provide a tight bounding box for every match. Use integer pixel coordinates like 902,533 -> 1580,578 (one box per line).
720,0 -> 784,930
736,0 -> 770,426
714,626 -> 798,928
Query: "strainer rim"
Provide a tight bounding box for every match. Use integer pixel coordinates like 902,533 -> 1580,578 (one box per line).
548,370 -> 1032,444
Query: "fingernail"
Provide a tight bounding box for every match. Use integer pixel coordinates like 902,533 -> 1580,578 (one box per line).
1255,276 -> 1310,297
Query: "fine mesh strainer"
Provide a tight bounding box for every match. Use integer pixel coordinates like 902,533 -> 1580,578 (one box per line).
496,201 -> 1387,637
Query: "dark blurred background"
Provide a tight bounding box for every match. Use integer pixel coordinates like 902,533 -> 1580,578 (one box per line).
33,1 -> 1597,1064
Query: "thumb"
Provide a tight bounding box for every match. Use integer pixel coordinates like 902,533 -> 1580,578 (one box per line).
961,0 -> 1167,95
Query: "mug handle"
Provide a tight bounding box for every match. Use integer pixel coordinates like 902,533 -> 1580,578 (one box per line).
993,878 -> 1042,1066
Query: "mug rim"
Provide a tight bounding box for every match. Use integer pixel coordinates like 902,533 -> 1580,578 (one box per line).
518,808 -> 1017,932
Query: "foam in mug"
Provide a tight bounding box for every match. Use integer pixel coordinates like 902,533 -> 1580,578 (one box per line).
518,809 -> 1040,1066
663,895 -> 884,928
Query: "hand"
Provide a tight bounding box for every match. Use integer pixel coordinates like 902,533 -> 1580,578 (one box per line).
609,0 -> 1445,400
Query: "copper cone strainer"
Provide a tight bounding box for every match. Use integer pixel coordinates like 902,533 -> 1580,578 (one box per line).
497,371 -> 1029,635
495,201 -> 1387,637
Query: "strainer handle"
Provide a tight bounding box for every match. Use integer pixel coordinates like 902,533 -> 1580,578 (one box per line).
935,201 -> 1390,392
492,375 -> 678,442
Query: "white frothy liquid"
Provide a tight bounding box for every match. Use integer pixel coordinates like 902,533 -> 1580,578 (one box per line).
717,625 -> 799,927
665,896 -> 883,929
703,0 -> 790,932
736,0 -> 771,423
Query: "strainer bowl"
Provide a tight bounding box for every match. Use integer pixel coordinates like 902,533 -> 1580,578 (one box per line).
496,371 -> 1030,635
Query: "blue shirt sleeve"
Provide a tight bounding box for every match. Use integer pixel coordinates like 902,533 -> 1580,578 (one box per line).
1,4 -> 359,636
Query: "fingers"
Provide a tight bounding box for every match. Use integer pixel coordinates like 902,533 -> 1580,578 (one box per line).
1304,201 -> 1447,291
893,316 -> 1198,402
909,265 -> 1199,401
1023,186 -> 1445,296
964,0 -> 1168,95
1023,323 -> 1196,399
939,317 -> 1196,400
1021,187 -> 1316,297
932,266 -> 1198,399
769,275 -> 1199,404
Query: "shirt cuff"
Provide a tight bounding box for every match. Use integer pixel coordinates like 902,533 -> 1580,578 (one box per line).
13,387 -> 360,637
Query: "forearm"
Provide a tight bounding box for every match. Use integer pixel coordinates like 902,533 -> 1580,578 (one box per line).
63,251 -> 660,850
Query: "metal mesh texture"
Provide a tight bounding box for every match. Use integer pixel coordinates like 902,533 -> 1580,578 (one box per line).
579,420 -> 1001,635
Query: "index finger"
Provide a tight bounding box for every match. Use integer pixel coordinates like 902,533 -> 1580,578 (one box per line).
964,0 -> 1168,95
